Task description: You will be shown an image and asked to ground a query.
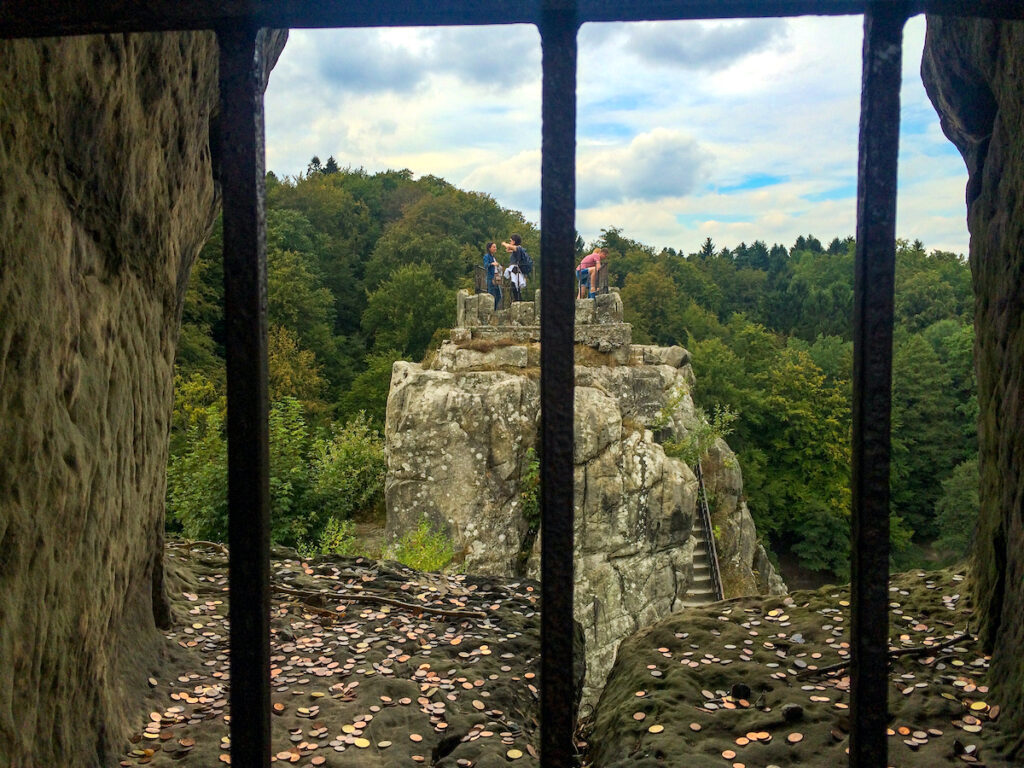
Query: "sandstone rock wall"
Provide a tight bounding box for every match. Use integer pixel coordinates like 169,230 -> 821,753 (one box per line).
385,291 -> 784,701
0,31 -> 284,766
923,17 -> 1024,758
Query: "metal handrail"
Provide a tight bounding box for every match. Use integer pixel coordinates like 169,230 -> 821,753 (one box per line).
695,460 -> 724,602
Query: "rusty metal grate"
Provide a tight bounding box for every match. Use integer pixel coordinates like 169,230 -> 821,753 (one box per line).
4,2 -> 1023,766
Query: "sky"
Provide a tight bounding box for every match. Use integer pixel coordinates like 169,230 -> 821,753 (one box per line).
264,15 -> 971,256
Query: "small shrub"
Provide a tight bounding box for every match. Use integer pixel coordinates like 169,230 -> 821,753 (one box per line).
519,448 -> 541,534
299,517 -> 358,559
386,519 -> 454,572
664,404 -> 738,467
308,412 -> 386,523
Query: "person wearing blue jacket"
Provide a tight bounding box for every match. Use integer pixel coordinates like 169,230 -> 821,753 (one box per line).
483,241 -> 503,309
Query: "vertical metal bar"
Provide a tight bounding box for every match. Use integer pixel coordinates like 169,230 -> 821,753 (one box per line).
850,3 -> 907,766
219,25 -> 272,768
539,3 -> 578,765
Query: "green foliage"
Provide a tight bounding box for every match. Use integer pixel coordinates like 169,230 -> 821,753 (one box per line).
167,378 -> 385,548
171,163 -> 976,580
361,264 -> 454,360
300,516 -> 358,559
267,397 -> 314,545
934,458 -> 979,560
268,324 -> 327,414
519,448 -> 540,533
385,519 -> 454,572
166,393 -> 228,541
363,188 -> 539,290
308,413 -> 386,523
891,332 -> 963,539
663,405 -> 738,467
339,348 -> 401,426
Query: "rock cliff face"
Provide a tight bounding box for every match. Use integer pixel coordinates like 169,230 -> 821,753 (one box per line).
385,290 -> 784,700
0,31 -> 285,766
923,17 -> 1024,757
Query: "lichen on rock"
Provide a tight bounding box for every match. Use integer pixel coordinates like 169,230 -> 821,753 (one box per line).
385,289 -> 784,702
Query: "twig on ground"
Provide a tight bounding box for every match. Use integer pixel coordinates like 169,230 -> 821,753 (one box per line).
797,630 -> 971,678
184,540 -> 230,555
271,585 -> 488,620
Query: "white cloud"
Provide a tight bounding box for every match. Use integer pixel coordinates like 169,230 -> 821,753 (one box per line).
578,128 -> 711,206
620,19 -> 788,71
264,15 -> 969,256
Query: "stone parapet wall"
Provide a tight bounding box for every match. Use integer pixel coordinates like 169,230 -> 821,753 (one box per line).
455,288 -> 625,329
453,289 -> 632,363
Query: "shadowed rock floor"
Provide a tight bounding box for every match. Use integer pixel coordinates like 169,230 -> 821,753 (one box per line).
586,567 -> 1010,768
119,542 -> 541,767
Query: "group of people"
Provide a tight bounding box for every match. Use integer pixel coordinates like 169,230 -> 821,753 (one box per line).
482,239 -> 611,308
483,234 -> 531,308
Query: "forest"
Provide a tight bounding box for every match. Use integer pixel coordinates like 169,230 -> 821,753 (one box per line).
169,160 -> 977,582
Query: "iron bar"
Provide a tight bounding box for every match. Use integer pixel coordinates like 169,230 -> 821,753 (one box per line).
219,24 -> 272,768
850,3 -> 907,766
3,1 -> 1024,39
539,3 -> 579,765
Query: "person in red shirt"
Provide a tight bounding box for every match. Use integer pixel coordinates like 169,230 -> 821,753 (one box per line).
576,247 -> 608,299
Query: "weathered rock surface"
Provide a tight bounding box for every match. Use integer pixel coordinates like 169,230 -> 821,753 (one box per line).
386,292 -> 784,701
0,31 -> 284,766
923,16 -> 1024,759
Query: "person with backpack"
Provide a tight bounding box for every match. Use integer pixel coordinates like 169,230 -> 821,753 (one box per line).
576,247 -> 608,299
502,233 -> 533,300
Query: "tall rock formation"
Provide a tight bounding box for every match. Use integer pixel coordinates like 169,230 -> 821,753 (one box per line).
923,17 -> 1024,758
385,290 -> 784,700
0,31 -> 285,766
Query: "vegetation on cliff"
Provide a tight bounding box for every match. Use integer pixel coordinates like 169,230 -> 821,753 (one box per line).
170,163 -> 977,580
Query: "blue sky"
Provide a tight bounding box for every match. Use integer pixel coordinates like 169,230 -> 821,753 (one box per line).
265,15 -> 970,255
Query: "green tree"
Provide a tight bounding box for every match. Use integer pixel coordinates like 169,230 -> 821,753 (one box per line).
934,458 -> 979,560
363,188 -> 538,290
361,264 -> 454,360
307,413 -> 386,523
339,348 -> 402,425
621,262 -> 681,345
268,324 -> 327,415
890,332 -> 961,539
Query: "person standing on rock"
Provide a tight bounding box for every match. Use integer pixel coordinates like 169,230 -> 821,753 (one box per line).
483,241 -> 503,309
577,247 -> 608,299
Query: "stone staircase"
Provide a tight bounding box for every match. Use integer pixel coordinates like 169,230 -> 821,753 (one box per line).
680,462 -> 724,608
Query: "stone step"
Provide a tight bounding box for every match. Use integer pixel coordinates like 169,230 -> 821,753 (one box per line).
679,597 -> 716,608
